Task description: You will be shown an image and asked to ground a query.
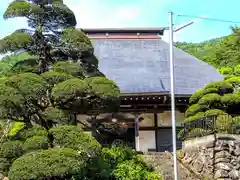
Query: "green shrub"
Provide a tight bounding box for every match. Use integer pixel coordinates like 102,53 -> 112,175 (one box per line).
198,93 -> 221,107
114,157 -> 163,180
219,67 -> 233,75
234,65 -> 240,75
233,116 -> 240,125
23,136 -> 49,152
205,81 -> 233,94
221,93 -> 240,105
84,76 -> 120,98
189,88 -> 218,104
40,107 -> 69,124
177,150 -> 184,159
9,122 -> 25,137
145,172 -> 163,180
19,125 -> 48,140
216,115 -> 233,133
177,129 -> 185,139
204,109 -> 226,116
181,128 -> 212,139
86,145 -> 162,180
52,61 -> 84,78
6,73 -> 48,101
0,158 -> 11,176
225,76 -> 240,87
41,71 -> 73,86
49,125 -> 101,156
189,88 -> 204,104
184,112 -> 205,122
102,145 -> 137,166
85,155 -> 113,179
8,148 -> 86,180
224,75 -> 235,80
51,78 -> 87,104
233,116 -> 240,134
190,128 -> 212,134
0,140 -> 23,159
185,104 -> 204,117
86,145 -> 138,180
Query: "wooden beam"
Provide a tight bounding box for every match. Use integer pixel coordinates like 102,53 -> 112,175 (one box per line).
134,116 -> 140,152
88,106 -> 188,114
120,92 -> 169,96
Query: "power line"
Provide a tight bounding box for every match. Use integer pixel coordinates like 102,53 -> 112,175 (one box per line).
176,14 -> 240,24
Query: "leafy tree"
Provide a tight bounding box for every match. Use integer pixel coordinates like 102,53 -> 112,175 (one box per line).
213,27 -> 240,67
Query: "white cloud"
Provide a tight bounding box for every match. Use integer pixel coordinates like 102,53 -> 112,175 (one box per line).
114,7 -> 139,20
67,0 -> 148,28
1,0 -> 173,39
66,0 -> 203,43
2,0 -> 214,43
0,0 -> 176,60
66,0 -> 176,42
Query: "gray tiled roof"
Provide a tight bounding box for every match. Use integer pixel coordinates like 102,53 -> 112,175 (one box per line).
91,39 -> 224,95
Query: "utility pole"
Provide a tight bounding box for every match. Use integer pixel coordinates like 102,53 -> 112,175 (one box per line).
168,11 -> 197,180
168,11 -> 178,180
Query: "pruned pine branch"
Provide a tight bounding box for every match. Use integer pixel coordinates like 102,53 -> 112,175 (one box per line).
0,32 -> 33,54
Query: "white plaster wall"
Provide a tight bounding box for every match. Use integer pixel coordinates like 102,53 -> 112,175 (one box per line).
139,113 -> 154,127
84,131 -> 92,136
158,111 -> 185,127
139,130 -> 156,152
76,114 -> 91,127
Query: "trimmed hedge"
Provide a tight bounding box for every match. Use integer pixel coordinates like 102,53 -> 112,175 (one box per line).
8,148 -> 86,180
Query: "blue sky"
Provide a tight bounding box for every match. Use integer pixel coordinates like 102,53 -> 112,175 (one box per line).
0,0 -> 239,43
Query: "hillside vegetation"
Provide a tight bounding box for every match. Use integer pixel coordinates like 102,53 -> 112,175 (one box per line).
176,27 -> 240,68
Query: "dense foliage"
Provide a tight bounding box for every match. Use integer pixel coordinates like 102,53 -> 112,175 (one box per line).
179,66 -> 240,138
176,27 -> 240,68
176,26 -> 240,138
0,1 -> 162,179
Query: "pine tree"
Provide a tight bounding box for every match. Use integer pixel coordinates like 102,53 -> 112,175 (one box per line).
0,0 -> 98,75
0,1 -> 120,179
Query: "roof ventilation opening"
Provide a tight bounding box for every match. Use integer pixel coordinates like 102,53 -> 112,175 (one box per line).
106,33 -> 109,38
137,33 -> 140,39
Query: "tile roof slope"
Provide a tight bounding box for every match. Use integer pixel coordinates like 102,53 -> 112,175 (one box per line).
91,39 -> 224,95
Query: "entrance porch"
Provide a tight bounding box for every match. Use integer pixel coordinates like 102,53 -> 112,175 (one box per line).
79,110 -> 183,153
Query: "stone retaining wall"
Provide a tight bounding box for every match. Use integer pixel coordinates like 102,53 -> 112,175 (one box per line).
181,134 -> 240,180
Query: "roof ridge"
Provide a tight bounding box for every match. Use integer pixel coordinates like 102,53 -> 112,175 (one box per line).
80,28 -> 168,36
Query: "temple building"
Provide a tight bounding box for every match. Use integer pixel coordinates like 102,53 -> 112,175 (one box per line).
77,28 -> 223,152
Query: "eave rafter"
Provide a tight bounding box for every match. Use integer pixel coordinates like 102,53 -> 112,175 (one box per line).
86,93 -> 190,114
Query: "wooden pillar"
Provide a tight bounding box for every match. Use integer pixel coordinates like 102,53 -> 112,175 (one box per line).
70,113 -> 77,125
154,112 -> 158,152
134,115 -> 140,152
